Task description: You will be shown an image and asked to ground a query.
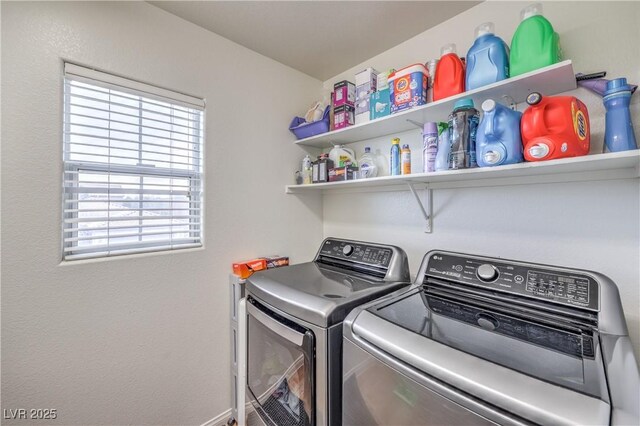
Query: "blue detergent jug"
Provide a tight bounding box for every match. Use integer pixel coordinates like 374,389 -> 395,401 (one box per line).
604,78 -> 637,152
465,22 -> 509,91
476,99 -> 523,167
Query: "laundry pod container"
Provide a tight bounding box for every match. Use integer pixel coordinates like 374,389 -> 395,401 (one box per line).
388,64 -> 428,114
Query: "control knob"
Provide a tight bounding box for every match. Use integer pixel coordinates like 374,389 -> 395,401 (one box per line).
477,264 -> 499,282
342,244 -> 354,256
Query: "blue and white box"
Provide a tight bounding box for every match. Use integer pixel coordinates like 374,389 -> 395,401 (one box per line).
370,88 -> 391,120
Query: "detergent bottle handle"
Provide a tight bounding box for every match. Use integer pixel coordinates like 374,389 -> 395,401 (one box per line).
481,99 -> 497,137
485,109 -> 496,137
531,103 -> 547,136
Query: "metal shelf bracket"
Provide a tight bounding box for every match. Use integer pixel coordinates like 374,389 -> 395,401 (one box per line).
407,183 -> 433,233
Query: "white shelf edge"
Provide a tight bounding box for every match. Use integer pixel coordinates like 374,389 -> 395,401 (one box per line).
293,60 -> 576,149
285,151 -> 640,194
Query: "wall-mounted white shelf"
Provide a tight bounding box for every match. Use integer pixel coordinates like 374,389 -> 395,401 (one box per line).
286,151 -> 640,194
294,60 -> 577,149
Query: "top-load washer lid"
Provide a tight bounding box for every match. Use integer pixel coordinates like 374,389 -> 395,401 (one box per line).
246,238 -> 411,327
345,250 -> 640,425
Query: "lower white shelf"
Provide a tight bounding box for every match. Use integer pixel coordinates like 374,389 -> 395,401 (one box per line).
286,151 -> 640,194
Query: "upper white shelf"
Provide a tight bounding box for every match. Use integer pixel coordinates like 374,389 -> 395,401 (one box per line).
295,60 -> 577,149
285,151 -> 640,194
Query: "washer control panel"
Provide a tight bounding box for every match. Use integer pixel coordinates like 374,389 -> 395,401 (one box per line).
318,239 -> 392,268
425,252 -> 598,311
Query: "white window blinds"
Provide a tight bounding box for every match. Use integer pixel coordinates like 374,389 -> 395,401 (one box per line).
62,63 -> 204,260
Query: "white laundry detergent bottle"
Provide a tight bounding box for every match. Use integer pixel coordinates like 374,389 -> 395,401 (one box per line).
329,145 -> 356,167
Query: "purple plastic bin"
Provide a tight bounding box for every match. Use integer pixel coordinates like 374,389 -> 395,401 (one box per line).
289,106 -> 330,140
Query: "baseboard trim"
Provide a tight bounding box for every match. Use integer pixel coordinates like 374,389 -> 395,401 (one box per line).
201,408 -> 232,426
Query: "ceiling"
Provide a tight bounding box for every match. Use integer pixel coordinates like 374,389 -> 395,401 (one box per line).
149,1 -> 481,81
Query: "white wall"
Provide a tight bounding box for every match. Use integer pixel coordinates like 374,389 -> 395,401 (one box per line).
322,1 -> 640,357
1,2 -> 322,425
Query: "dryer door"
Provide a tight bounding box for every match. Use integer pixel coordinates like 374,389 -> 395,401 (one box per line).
246,297 -> 315,426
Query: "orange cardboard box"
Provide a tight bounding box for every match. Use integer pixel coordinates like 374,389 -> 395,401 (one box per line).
232,258 -> 267,279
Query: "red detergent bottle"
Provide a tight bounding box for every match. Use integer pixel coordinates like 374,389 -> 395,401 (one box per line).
433,43 -> 465,101
521,92 -> 590,161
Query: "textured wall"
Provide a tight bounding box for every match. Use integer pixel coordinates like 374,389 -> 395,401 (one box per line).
1,2 -> 322,424
322,1 -> 640,357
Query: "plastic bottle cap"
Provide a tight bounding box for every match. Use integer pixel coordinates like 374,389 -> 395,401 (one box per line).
402,144 -> 409,149
441,43 -> 457,57
392,138 -> 400,144
482,99 -> 497,112
484,150 -> 502,164
475,22 -> 495,38
526,92 -> 543,105
453,99 -> 474,111
604,78 -> 632,96
521,3 -> 543,21
423,122 -> 438,135
529,143 -> 549,158
364,146 -> 371,153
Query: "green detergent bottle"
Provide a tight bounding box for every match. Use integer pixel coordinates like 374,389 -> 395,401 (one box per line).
510,3 -> 561,77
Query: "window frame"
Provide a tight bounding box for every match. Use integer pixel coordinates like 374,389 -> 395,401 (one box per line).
61,63 -> 205,261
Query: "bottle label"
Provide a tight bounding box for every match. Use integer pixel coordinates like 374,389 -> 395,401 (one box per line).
390,148 -> 400,175
571,101 -> 588,141
401,151 -> 411,175
360,162 -> 372,178
319,162 -> 326,182
423,135 -> 438,172
448,111 -> 479,169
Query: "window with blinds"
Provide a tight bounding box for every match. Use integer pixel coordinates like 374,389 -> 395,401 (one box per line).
62,63 -> 204,260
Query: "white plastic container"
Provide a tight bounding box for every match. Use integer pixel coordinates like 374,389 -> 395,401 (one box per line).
328,145 -> 356,168
359,146 -> 378,178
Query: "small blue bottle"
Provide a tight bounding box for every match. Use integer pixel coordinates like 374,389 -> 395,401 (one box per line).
465,22 -> 510,91
604,78 -> 637,152
390,138 -> 401,175
476,99 -> 523,167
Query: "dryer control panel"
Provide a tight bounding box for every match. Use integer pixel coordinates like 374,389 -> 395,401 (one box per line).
425,252 -> 599,311
317,239 -> 392,268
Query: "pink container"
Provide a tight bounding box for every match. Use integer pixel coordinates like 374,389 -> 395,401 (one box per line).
334,104 -> 355,129
333,80 -> 355,107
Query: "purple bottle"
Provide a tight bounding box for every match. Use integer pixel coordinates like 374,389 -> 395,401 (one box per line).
422,122 -> 438,172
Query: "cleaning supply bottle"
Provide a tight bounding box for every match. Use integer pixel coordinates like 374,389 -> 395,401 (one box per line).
435,122 -> 451,172
521,92 -> 590,161
603,78 -> 638,152
390,138 -> 401,176
302,154 -> 313,184
359,146 -> 378,178
476,99 -> 523,167
433,44 -> 465,101
422,122 -> 439,172
401,144 -> 411,175
465,22 -> 509,91
448,99 -> 479,169
328,145 -> 356,167
510,3 -> 561,77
